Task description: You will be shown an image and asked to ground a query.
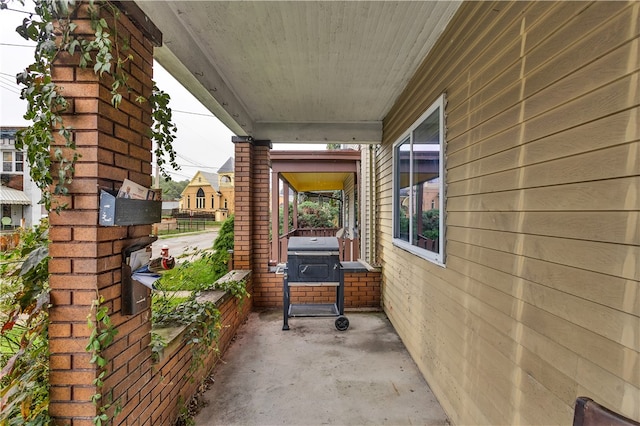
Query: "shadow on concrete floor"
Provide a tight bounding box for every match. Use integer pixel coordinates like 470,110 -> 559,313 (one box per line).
194,310 -> 449,426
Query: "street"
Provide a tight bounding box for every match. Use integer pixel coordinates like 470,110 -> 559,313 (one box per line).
151,227 -> 220,261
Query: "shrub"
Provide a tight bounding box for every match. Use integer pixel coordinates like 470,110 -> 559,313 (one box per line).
204,215 -> 234,281
0,221 -> 51,425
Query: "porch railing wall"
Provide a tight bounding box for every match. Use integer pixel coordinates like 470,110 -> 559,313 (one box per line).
276,228 -> 359,263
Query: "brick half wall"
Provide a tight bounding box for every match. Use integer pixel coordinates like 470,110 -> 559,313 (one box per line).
252,269 -> 381,309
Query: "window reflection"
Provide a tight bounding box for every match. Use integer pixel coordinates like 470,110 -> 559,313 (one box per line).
394,138 -> 411,242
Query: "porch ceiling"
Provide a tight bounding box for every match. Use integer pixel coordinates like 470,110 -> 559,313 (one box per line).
134,1 -> 461,145
281,171 -> 350,192
271,149 -> 361,192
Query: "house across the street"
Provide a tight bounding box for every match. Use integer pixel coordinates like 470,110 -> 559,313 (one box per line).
179,156 -> 234,221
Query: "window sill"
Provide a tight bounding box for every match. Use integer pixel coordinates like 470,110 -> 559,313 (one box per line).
392,239 -> 445,267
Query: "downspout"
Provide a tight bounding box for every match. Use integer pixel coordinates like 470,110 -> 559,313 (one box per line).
369,144 -> 375,264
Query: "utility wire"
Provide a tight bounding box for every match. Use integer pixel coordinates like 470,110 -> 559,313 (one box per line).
0,81 -> 20,95
2,7 -> 33,15
154,169 -> 192,180
0,42 -> 35,48
0,74 -> 18,86
172,109 -> 216,118
176,152 -> 218,169
174,164 -> 218,170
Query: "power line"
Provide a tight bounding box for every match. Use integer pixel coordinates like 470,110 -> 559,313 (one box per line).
174,164 -> 218,170
0,75 -> 18,86
0,82 -> 21,95
172,109 -> 216,118
154,169 -> 193,180
0,42 -> 35,48
2,7 -> 33,15
175,152 -> 218,169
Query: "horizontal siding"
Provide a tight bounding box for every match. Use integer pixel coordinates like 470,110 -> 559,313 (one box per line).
378,1 -> 640,425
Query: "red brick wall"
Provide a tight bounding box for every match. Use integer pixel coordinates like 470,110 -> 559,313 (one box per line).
0,174 -> 23,190
258,270 -> 381,308
148,290 -> 252,424
232,138 -> 252,270
49,3 -> 156,424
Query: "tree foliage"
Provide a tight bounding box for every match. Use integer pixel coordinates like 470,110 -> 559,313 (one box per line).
0,220 -> 51,425
155,178 -> 188,200
205,215 -> 235,280
297,200 -> 338,228
279,200 -> 339,233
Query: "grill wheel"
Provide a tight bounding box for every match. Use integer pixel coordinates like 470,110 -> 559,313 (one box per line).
335,315 -> 350,331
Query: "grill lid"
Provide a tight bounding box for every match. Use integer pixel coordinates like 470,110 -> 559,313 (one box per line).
288,236 -> 339,253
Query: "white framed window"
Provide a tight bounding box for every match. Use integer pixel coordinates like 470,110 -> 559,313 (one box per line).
2,150 -> 24,173
15,152 -> 23,172
3,152 -> 13,172
392,94 -> 446,265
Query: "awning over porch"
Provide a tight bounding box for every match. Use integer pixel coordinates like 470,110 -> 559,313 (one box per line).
270,149 -> 362,264
272,149 -> 362,192
0,186 -> 31,205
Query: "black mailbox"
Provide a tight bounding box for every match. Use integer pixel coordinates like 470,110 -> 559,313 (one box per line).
122,236 -> 156,315
99,190 -> 161,227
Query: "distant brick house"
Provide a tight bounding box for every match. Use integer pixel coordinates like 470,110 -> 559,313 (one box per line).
179,156 -> 234,221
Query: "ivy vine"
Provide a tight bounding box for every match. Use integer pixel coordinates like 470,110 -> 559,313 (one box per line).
86,295 -> 121,426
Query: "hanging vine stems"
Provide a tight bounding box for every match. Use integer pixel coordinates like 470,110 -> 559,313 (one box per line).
86,294 -> 121,426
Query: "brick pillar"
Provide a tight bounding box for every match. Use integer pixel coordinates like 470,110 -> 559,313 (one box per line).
48,3 -> 161,424
233,137 -> 252,270
232,137 -> 271,273
251,142 -> 272,272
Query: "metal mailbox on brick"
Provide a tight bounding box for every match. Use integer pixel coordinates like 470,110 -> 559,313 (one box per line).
282,236 -> 349,331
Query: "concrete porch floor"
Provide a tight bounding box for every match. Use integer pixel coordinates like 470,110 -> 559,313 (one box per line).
194,310 -> 450,425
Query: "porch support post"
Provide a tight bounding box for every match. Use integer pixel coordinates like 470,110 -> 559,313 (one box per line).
233,136 -> 272,270
283,181 -> 290,236
47,2 -> 161,423
292,191 -> 298,229
271,170 -> 280,264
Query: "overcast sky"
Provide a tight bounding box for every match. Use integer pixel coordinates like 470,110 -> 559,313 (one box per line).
0,4 -> 238,182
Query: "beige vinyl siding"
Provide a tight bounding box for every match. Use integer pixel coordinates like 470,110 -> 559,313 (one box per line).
360,146 -> 377,264
343,173 -> 356,234
378,1 -> 639,425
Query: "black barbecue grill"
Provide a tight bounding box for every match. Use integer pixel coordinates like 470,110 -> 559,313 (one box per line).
282,236 -> 349,331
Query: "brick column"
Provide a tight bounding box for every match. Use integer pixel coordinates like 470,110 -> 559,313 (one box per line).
232,137 -> 253,270
251,142 -> 272,272
48,3 -> 161,424
232,137 -> 271,277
